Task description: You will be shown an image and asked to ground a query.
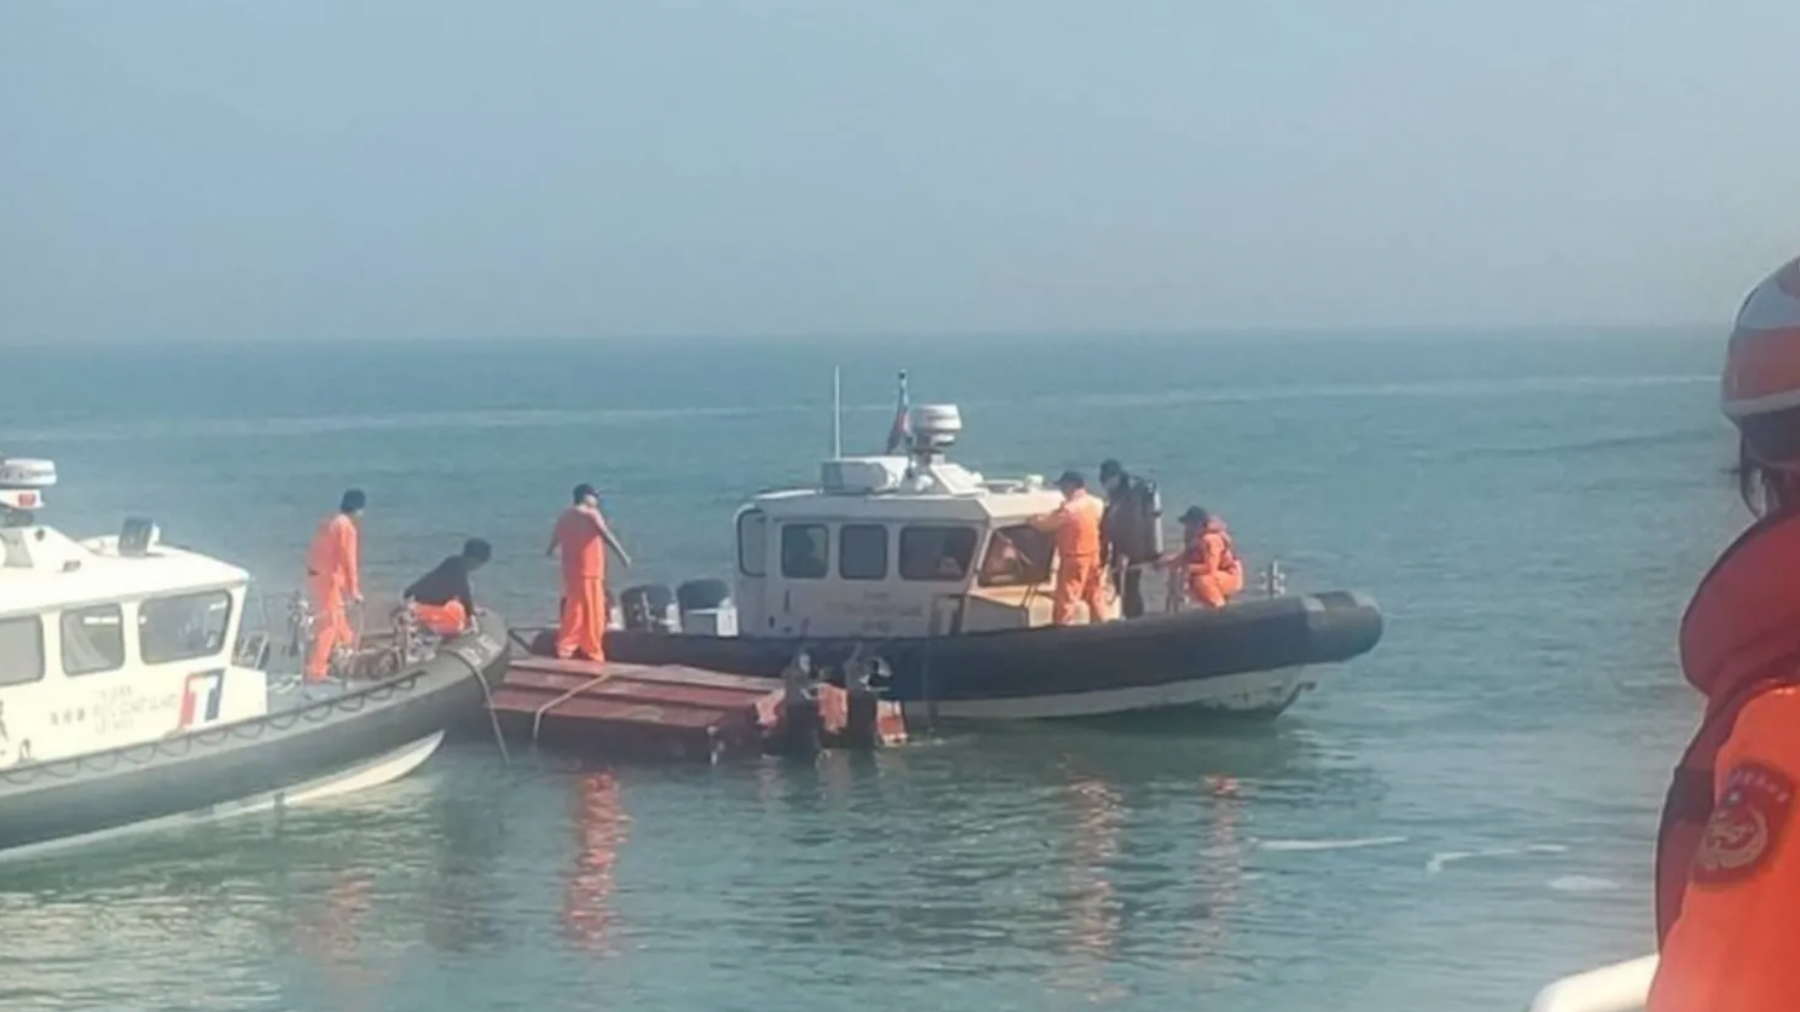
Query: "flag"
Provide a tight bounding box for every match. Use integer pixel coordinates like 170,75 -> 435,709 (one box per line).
884,371 -> 911,454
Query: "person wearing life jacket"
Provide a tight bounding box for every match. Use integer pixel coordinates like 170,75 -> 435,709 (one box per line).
546,483 -> 632,663
303,488 -> 364,682
1171,506 -> 1243,609
1030,470 -> 1109,625
1647,254 -> 1800,1012
404,538 -> 491,636
1098,459 -> 1163,619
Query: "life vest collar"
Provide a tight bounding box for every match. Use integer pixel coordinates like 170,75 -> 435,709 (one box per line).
1678,508 -> 1800,705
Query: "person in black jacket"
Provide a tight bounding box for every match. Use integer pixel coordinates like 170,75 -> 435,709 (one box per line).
1098,459 -> 1162,619
404,538 -> 492,635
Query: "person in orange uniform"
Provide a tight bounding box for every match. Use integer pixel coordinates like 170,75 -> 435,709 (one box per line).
404,538 -> 491,636
546,483 -> 631,663
1172,507 -> 1244,608
304,488 -> 364,682
1030,471 -> 1109,625
1649,254 -> 1800,1012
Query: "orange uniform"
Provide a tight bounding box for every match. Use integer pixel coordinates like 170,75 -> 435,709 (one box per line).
1035,489 -> 1108,625
404,548 -> 483,638
553,505 -> 609,662
1650,512 -> 1800,1011
413,600 -> 467,636
1185,518 -> 1244,608
304,513 -> 360,680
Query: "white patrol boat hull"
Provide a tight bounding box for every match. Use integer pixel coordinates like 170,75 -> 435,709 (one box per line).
0,620 -> 510,864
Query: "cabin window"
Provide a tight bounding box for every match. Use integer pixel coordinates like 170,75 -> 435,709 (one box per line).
0,616 -> 45,687
781,524 -> 829,579
139,590 -> 233,665
838,524 -> 889,581
898,525 -> 979,582
737,510 -> 767,578
61,604 -> 125,676
977,524 -> 1057,587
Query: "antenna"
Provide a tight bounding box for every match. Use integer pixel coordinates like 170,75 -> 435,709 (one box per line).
832,366 -> 843,458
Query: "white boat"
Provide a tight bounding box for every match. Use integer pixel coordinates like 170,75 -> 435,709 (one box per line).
1526,955 -> 1656,1012
0,454 -> 510,863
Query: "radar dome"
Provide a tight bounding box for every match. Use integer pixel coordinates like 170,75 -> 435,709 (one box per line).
908,404 -> 962,454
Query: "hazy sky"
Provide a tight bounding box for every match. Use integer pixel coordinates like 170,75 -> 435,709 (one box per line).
2,1 -> 1796,343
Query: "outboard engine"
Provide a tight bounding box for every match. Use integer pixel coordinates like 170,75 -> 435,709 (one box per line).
676,578 -> 735,636
619,584 -> 679,633
676,578 -> 730,613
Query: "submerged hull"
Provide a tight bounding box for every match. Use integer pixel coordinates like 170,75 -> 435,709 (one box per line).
0,615 -> 511,861
589,592 -> 1382,720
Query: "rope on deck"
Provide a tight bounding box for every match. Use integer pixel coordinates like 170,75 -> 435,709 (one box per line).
530,670 -> 615,744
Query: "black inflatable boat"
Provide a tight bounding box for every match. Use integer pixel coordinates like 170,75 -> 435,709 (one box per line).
593,590 -> 1379,719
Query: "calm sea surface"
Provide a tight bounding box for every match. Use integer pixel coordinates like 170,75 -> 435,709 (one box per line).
0,331 -> 1733,1011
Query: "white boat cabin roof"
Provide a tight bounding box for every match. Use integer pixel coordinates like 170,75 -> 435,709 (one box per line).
0,457 -> 247,619
746,454 -> 1067,524
0,524 -> 248,619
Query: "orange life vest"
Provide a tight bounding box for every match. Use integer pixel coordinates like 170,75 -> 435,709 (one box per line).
1185,520 -> 1240,575
1054,490 -> 1104,560
1655,510 -> 1800,942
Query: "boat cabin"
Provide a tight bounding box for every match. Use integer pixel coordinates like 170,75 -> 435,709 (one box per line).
731,404 -> 1090,638
0,458 -> 264,769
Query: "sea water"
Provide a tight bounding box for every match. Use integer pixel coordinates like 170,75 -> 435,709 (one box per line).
0,330 -> 1725,1011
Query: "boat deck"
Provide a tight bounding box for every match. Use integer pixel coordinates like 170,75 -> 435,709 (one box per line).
488,654 -> 788,763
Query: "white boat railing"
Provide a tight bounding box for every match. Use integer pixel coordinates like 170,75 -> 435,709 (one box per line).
1526,955 -> 1656,1012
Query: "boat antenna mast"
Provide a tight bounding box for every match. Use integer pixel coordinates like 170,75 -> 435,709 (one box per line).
832,366 -> 843,459
884,370 -> 912,458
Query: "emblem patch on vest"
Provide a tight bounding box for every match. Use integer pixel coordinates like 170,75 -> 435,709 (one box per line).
1693,761 -> 1796,886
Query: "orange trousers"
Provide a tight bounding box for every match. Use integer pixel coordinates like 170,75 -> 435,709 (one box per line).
556,577 -> 606,662
1053,555 -> 1108,625
414,600 -> 467,636
306,577 -> 353,680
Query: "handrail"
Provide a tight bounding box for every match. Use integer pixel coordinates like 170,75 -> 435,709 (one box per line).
1526,954 -> 1656,1012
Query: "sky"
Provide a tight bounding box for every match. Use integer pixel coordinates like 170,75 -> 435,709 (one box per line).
1,0 -> 1796,343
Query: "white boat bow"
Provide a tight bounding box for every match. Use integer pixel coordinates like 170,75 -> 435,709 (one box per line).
1527,954 -> 1655,1012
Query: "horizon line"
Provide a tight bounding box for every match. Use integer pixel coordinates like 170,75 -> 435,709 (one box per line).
0,321 -> 1720,349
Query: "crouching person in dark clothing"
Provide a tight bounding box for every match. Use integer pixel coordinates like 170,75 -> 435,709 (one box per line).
405,538 -> 492,636
1099,459 -> 1163,619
